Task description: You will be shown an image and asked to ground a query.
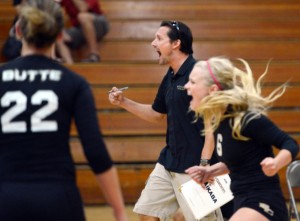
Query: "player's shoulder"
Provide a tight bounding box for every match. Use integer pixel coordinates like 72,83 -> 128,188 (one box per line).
242,111 -> 272,134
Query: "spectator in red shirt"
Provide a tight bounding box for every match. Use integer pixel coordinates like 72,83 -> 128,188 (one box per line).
56,0 -> 109,63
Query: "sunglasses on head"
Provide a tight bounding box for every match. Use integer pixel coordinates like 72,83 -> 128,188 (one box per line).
170,21 -> 180,39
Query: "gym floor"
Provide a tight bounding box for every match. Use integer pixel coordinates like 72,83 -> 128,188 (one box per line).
85,202 -> 300,221
85,205 -> 138,221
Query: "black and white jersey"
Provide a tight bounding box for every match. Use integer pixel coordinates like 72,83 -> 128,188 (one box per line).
0,55 -> 112,182
214,112 -> 299,195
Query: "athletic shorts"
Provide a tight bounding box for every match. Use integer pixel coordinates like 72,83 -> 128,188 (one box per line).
133,163 -> 224,221
66,14 -> 109,49
233,189 -> 288,221
0,181 -> 85,221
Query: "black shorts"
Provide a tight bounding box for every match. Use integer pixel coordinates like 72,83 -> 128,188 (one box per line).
234,189 -> 288,221
0,181 -> 85,221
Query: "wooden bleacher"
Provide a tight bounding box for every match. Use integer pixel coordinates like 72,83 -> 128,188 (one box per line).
0,0 -> 300,204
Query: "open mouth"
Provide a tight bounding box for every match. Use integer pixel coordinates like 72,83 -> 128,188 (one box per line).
157,50 -> 161,57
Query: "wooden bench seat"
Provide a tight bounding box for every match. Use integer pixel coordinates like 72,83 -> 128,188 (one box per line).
90,86 -> 300,110
69,62 -> 300,84
105,20 -> 300,41
71,135 -> 300,164
1,0 -> 299,21
1,18 -> 300,42
0,5 -> 16,22
1,20 -> 300,62
69,110 -> 300,136
74,41 -> 300,62
71,136 -> 164,163
1,39 -> 299,63
101,0 -> 300,20
0,23 -> 12,41
71,112 -> 166,136
76,165 -> 153,204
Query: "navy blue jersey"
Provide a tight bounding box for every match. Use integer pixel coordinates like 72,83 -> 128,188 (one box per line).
214,112 -> 299,195
0,55 -> 112,182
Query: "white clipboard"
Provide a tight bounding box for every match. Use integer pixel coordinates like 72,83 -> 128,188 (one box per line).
180,174 -> 234,220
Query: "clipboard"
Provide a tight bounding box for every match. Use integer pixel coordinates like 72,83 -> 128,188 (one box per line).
179,174 -> 234,220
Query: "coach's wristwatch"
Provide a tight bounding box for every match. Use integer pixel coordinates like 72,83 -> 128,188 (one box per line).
200,158 -> 211,166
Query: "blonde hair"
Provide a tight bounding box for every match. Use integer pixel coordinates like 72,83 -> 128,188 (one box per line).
194,57 -> 286,140
18,0 -> 63,48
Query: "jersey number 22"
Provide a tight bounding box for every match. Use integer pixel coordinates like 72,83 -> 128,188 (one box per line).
1,90 -> 58,133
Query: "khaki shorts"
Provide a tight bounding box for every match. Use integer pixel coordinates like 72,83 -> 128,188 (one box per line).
133,163 -> 224,221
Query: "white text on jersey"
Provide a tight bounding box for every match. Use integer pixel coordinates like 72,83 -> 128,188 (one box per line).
2,69 -> 62,82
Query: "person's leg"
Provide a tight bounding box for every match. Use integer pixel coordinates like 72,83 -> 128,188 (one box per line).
138,214 -> 159,221
55,37 -> 74,64
172,208 -> 185,221
229,208 -> 268,221
133,163 -> 180,221
77,12 -> 99,61
61,27 -> 84,63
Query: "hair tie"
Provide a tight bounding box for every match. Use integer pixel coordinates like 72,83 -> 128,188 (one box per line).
206,61 -> 223,90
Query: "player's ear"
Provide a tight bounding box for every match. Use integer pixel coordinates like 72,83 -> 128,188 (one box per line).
15,20 -> 23,40
208,84 -> 219,94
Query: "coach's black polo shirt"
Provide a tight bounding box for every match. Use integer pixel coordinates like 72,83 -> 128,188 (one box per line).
152,55 -> 214,173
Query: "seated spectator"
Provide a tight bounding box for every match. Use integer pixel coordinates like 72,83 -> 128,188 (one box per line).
2,0 -> 61,62
1,0 -> 24,61
56,0 -> 109,63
